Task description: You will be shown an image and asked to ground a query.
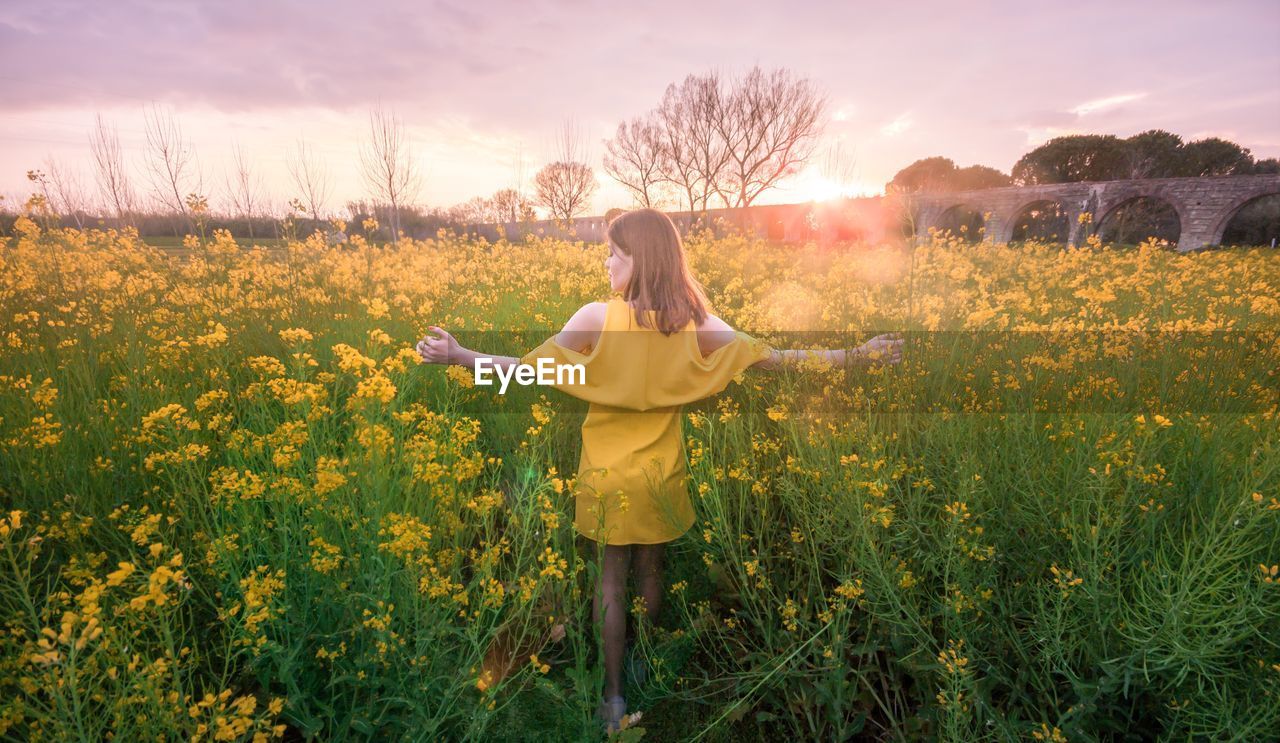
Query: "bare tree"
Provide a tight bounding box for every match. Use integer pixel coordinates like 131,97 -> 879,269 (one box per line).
654,89 -> 704,214
44,158 -> 89,229
449,195 -> 498,225
534,162 -> 598,223
88,114 -> 136,228
143,103 -> 201,233
225,142 -> 263,238
360,105 -> 420,243
713,66 -> 827,207
627,69 -> 822,216
491,188 -> 534,223
603,114 -> 666,207
531,119 -> 599,224
819,139 -> 858,192
554,118 -> 591,166
287,138 -> 332,232
682,72 -> 736,211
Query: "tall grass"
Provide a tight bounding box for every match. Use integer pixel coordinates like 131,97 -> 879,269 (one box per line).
1,217 -> 1277,741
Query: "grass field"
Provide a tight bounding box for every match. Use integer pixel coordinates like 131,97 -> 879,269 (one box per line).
1,218 -> 1277,741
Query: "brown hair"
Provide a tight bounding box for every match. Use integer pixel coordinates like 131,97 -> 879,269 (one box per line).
607,209 -> 711,335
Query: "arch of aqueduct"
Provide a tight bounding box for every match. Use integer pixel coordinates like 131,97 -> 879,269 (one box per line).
470,174 -> 1279,252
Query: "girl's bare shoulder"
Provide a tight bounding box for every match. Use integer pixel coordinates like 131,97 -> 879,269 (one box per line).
553,301 -> 610,353
694,313 -> 737,357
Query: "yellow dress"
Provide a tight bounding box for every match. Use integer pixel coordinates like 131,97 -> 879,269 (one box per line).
520,297 -> 773,545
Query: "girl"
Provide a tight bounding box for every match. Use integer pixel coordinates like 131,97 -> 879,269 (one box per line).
417,208 -> 902,734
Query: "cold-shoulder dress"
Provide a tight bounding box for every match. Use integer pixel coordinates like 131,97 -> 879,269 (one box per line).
519,297 -> 772,545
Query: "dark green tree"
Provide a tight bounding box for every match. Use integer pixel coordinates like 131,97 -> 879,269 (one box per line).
1011,135 -> 1129,185
1180,137 -> 1254,176
887,158 -> 1011,193
1122,129 -> 1184,179
954,165 -> 1012,190
887,156 -> 959,193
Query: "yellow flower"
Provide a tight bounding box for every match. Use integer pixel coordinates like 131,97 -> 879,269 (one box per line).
279,328 -> 314,345
834,579 -> 864,600
332,343 -> 377,375
106,561 -> 136,587
348,371 -> 397,408
247,356 -> 287,378
194,321 -> 229,348
1050,564 -> 1084,596
445,365 -> 474,387
1032,723 -> 1067,742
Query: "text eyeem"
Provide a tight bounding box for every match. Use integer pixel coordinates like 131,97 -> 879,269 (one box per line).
474,357 -> 585,393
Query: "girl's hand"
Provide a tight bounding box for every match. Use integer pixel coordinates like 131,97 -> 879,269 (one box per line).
856,333 -> 904,365
417,326 -> 462,365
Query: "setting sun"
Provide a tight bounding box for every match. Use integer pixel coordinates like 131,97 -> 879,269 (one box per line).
775,166 -> 881,204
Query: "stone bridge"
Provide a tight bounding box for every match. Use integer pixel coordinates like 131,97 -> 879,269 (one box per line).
467,174 -> 1279,251
913,173 -> 1280,251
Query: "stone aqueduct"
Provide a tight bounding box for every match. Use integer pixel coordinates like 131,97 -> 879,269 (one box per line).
472,174 -> 1280,252
914,173 -> 1280,250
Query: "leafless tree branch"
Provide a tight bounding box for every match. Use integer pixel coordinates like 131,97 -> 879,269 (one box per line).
143,103 -> 201,233
225,141 -> 263,238
360,105 -> 421,244
716,66 -> 827,207
43,158 -> 89,229
603,114 -> 666,208
88,114 -> 136,228
287,138 -> 332,228
534,161 -> 598,223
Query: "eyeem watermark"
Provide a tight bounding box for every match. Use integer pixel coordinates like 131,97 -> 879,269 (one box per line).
475,357 -> 585,394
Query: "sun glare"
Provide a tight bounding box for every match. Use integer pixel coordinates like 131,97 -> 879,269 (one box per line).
784,167 -> 878,204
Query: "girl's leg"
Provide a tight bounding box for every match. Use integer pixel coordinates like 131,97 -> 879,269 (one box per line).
593,543 -> 631,699
631,543 -> 666,627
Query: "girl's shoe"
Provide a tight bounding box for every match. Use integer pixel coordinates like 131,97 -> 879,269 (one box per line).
596,695 -> 627,735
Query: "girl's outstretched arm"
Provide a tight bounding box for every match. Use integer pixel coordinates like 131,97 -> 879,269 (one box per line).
417,304 -> 605,373
701,314 -> 903,371
416,326 -> 521,373
752,333 -> 904,371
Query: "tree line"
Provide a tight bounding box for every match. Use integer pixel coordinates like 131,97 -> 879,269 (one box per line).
6,78 -> 1276,242
376,66 -> 831,226
4,65 -> 831,239
887,130 -> 1280,193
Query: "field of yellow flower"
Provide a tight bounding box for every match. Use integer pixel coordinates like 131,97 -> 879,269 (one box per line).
1,217 -> 1278,741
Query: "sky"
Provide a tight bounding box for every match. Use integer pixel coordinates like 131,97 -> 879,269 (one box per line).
1,0 -> 1277,218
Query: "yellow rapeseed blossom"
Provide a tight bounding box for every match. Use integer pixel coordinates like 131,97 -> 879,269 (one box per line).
332,343 -> 377,375
1031,723 -> 1068,742
279,327 -> 314,345
348,371 -> 397,409
1050,565 -> 1084,596
0,510 -> 23,542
